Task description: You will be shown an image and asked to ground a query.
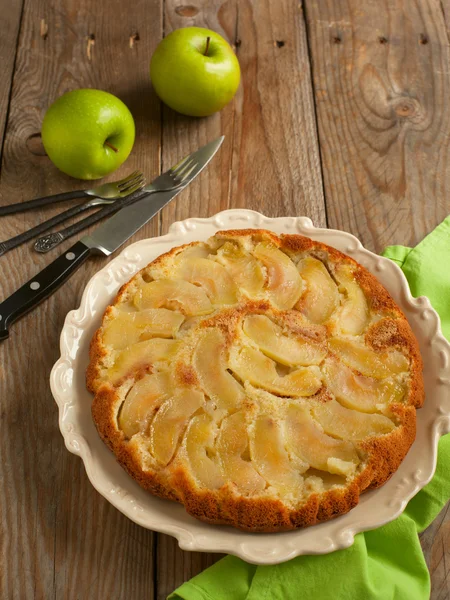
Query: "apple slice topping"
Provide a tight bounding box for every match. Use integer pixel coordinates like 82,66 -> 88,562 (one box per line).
215,242 -> 265,296
329,337 -> 409,379
216,411 -> 266,495
108,338 -> 181,384
322,357 -> 405,413
175,244 -> 211,261
175,257 -> 238,305
103,308 -> 185,350
252,242 -> 303,309
184,414 -> 225,489
333,265 -> 369,335
284,404 -> 359,477
119,371 -> 173,439
150,388 -> 205,466
231,346 -> 322,397
242,314 -> 326,366
311,398 -> 395,440
192,329 -> 246,412
250,415 -> 304,494
133,279 -> 213,316
296,257 -> 340,324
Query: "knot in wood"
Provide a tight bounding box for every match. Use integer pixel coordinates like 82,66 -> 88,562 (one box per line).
175,5 -> 199,17
26,133 -> 47,156
392,98 -> 419,119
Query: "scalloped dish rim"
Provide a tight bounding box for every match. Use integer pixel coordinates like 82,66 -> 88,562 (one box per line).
50,209 -> 450,565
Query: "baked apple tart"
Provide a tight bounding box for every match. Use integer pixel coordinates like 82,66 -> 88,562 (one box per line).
88,229 -> 424,532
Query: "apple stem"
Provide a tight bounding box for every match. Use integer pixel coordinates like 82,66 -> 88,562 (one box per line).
105,140 -> 119,153
204,36 -> 211,56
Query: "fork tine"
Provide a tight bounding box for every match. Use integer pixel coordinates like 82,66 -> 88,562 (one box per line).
116,170 -> 140,186
117,171 -> 141,188
119,176 -> 146,195
123,182 -> 145,195
172,158 -> 195,180
178,162 -> 197,183
170,155 -> 190,175
118,173 -> 145,191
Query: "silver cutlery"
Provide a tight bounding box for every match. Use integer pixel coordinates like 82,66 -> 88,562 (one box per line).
0,171 -> 146,257
0,170 -> 146,217
0,136 -> 224,341
34,151 -> 199,253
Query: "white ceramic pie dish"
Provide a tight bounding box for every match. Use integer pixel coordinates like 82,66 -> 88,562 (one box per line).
50,209 -> 450,565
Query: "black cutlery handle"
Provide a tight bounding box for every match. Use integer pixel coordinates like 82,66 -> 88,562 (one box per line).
34,188 -> 148,253
0,241 -> 91,341
0,200 -> 98,256
0,190 -> 87,217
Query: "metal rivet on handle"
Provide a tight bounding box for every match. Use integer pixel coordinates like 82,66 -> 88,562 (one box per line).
66,252 -> 76,261
30,281 -> 40,291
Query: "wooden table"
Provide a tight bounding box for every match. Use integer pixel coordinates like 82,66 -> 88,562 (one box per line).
1,0 -> 449,598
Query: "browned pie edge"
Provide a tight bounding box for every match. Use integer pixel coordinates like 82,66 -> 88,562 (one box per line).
87,229 -> 424,532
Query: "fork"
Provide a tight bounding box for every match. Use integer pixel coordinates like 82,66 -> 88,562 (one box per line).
0,172 -> 146,257
34,155 -> 198,253
0,170 -> 145,217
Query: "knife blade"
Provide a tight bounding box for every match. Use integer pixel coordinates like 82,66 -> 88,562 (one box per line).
0,136 -> 224,341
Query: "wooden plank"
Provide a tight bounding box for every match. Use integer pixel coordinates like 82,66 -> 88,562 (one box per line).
159,0 -> 239,235
157,1 -> 326,598
0,0 -> 162,598
303,0 -> 450,253
303,0 -> 450,596
228,0 -> 325,222
0,0 -> 24,162
420,503 -> 450,600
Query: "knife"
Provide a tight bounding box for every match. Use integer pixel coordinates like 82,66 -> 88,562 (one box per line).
0,136 -> 224,341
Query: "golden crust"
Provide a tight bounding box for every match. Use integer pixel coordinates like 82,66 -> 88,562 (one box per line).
87,229 -> 424,532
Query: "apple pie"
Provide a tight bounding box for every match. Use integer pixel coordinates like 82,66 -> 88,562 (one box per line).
88,229 -> 424,532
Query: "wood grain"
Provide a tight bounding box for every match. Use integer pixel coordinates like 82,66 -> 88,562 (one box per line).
0,0 -> 161,598
420,503 -> 450,600
303,0 -> 450,597
0,0 -> 24,161
304,0 -> 450,253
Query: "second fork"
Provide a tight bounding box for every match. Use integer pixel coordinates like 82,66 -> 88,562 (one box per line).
0,172 -> 146,257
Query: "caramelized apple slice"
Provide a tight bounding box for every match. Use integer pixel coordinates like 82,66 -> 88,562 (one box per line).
231,346 -> 322,397
253,242 -> 303,309
284,404 -> 359,476
216,412 -> 265,495
185,413 -> 225,489
333,265 -> 369,335
103,309 -> 185,350
193,329 -> 246,412
133,279 -> 213,316
215,242 -> 265,296
108,339 -> 181,384
176,257 -> 238,305
323,358 -> 405,413
243,314 -> 326,366
119,371 -> 172,438
311,398 -> 395,440
150,389 -> 204,465
296,257 -> 339,323
329,338 -> 409,379
175,244 -> 211,261
250,415 -> 304,493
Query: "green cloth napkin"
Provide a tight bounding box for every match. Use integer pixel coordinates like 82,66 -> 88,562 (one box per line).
169,218 -> 450,600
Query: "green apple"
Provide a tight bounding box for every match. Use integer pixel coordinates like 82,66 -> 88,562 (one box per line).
150,27 -> 240,117
41,89 -> 135,180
